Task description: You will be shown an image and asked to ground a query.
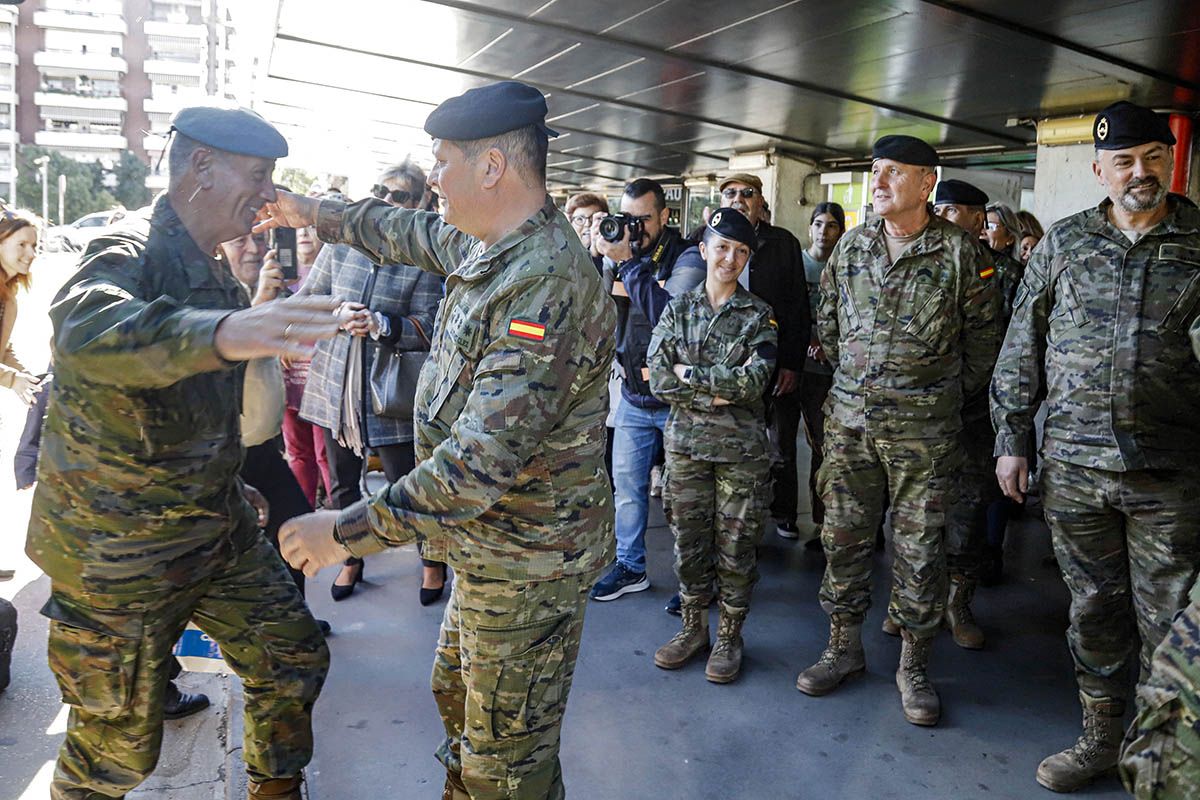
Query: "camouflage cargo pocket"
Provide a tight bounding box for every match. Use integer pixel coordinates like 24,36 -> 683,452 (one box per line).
43,594 -> 143,719
479,613 -> 570,741
1121,687 -> 1200,798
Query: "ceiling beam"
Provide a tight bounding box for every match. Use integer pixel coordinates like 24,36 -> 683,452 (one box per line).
273,32 -> 855,157
917,0 -> 1200,94
264,75 -> 677,176
417,0 -> 1028,146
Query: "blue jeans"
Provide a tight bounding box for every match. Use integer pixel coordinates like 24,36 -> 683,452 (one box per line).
612,397 -> 669,573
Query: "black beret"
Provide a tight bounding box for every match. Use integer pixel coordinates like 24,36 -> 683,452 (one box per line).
706,207 -> 757,251
872,134 -> 939,167
169,105 -> 287,159
424,81 -> 559,141
934,179 -> 989,207
1093,101 -> 1176,150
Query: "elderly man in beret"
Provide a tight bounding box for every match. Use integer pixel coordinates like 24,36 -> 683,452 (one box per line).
795,135 -> 1000,727
992,100 -> 1200,793
25,106 -> 341,800
266,80 -> 616,800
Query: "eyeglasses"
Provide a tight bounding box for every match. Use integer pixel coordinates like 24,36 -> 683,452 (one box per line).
570,214 -> 591,226
372,185 -> 415,205
721,187 -> 757,200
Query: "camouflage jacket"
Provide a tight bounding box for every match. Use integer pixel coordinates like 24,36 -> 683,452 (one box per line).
818,213 -> 1001,439
323,197 -> 617,582
647,285 -> 777,461
991,195 -> 1200,470
25,195 -> 257,596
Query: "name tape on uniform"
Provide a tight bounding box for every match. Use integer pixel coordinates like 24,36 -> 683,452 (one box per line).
508,318 -> 547,341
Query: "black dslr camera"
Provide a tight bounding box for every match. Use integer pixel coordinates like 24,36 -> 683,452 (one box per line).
598,213 -> 645,245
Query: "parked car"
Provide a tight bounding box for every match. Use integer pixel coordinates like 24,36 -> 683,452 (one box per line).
46,208 -> 127,251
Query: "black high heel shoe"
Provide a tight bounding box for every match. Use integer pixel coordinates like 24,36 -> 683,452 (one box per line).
420,562 -> 448,606
330,558 -> 364,602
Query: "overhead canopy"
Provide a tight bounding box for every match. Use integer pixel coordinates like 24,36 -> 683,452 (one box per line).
263,0 -> 1200,190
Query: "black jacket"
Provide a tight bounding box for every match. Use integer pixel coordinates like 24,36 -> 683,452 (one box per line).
747,222 -> 810,373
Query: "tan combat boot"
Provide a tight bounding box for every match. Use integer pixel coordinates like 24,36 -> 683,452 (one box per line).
945,574 -> 984,650
705,606 -> 746,684
1035,693 -> 1124,792
248,776 -> 302,800
654,600 -> 710,670
795,615 -> 865,696
881,615 -> 901,636
896,629 -> 940,726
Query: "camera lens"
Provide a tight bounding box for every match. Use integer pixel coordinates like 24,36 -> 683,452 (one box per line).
598,215 -> 624,243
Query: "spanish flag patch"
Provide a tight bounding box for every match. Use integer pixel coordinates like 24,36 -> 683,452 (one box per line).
508,318 -> 546,341
978,266 -> 995,279
768,317 -> 778,328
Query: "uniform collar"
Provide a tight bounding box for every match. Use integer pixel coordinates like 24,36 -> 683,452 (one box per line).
1083,194 -> 1200,238
151,194 -> 235,291
862,209 -> 948,259
456,195 -> 560,281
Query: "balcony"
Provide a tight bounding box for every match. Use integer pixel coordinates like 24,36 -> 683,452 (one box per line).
34,10 -> 127,35
144,57 -> 205,80
35,129 -> 127,151
34,50 -> 127,78
44,0 -> 123,16
35,92 -> 126,112
144,20 -> 205,40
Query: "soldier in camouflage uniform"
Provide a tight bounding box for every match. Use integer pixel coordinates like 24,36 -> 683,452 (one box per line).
991,100 -> 1200,793
272,82 -> 616,800
24,107 -> 339,800
918,178 -> 1012,650
795,135 -> 1000,727
646,208 -> 777,684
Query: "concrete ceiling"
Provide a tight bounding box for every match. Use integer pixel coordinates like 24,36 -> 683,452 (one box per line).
262,0 -> 1200,191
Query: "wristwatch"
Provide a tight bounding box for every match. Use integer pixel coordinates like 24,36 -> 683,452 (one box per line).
370,312 -> 391,341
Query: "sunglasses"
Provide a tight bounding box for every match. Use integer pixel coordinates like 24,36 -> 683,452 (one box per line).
721,187 -> 757,200
372,185 -> 415,205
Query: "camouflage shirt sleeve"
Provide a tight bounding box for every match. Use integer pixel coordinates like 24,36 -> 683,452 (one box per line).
990,245 -> 1051,458
687,308 -> 778,404
335,273 -> 594,554
647,299 -> 715,412
959,242 -> 1003,400
816,241 -> 842,364
51,250 -> 235,388
316,198 -> 475,279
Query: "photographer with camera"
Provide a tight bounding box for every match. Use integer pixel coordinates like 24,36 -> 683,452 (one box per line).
590,178 -> 706,602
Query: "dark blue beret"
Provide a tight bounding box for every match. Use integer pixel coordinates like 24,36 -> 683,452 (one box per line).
706,207 -> 757,251
169,105 -> 287,159
1093,101 -> 1176,150
424,81 -> 559,141
935,179 -> 989,207
872,135 -> 939,167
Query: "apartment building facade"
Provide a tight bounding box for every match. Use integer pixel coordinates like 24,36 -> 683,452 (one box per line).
10,0 -> 245,195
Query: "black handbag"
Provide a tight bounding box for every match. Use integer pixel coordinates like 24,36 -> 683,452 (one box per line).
369,315 -> 430,419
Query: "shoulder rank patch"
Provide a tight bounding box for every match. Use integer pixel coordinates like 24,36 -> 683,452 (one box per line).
508,318 -> 546,341
978,265 -> 995,279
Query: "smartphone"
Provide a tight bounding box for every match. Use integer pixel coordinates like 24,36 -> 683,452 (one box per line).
270,227 -> 298,281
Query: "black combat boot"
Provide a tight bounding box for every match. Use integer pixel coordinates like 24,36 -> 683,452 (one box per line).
163,680 -> 210,720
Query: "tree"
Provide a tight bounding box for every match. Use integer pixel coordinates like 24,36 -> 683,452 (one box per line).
276,166 -> 316,194
16,145 -> 117,225
112,150 -> 151,210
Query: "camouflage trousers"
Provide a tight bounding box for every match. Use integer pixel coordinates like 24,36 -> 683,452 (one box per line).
433,569 -> 596,800
817,422 -> 960,639
663,453 -> 769,610
44,536 -> 329,800
1041,457 -> 1200,702
1120,580 -> 1200,799
944,413 -> 1002,579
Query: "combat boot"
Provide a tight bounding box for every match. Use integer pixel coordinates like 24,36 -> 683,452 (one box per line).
1035,693 -> 1124,793
248,775 -> 302,799
945,574 -> 984,650
705,606 -> 746,684
654,600 -> 710,670
881,615 -> 900,637
795,615 -> 865,696
896,629 -> 940,726
442,775 -> 471,800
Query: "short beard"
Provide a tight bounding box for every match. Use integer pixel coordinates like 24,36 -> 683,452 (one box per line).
1119,178 -> 1167,212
